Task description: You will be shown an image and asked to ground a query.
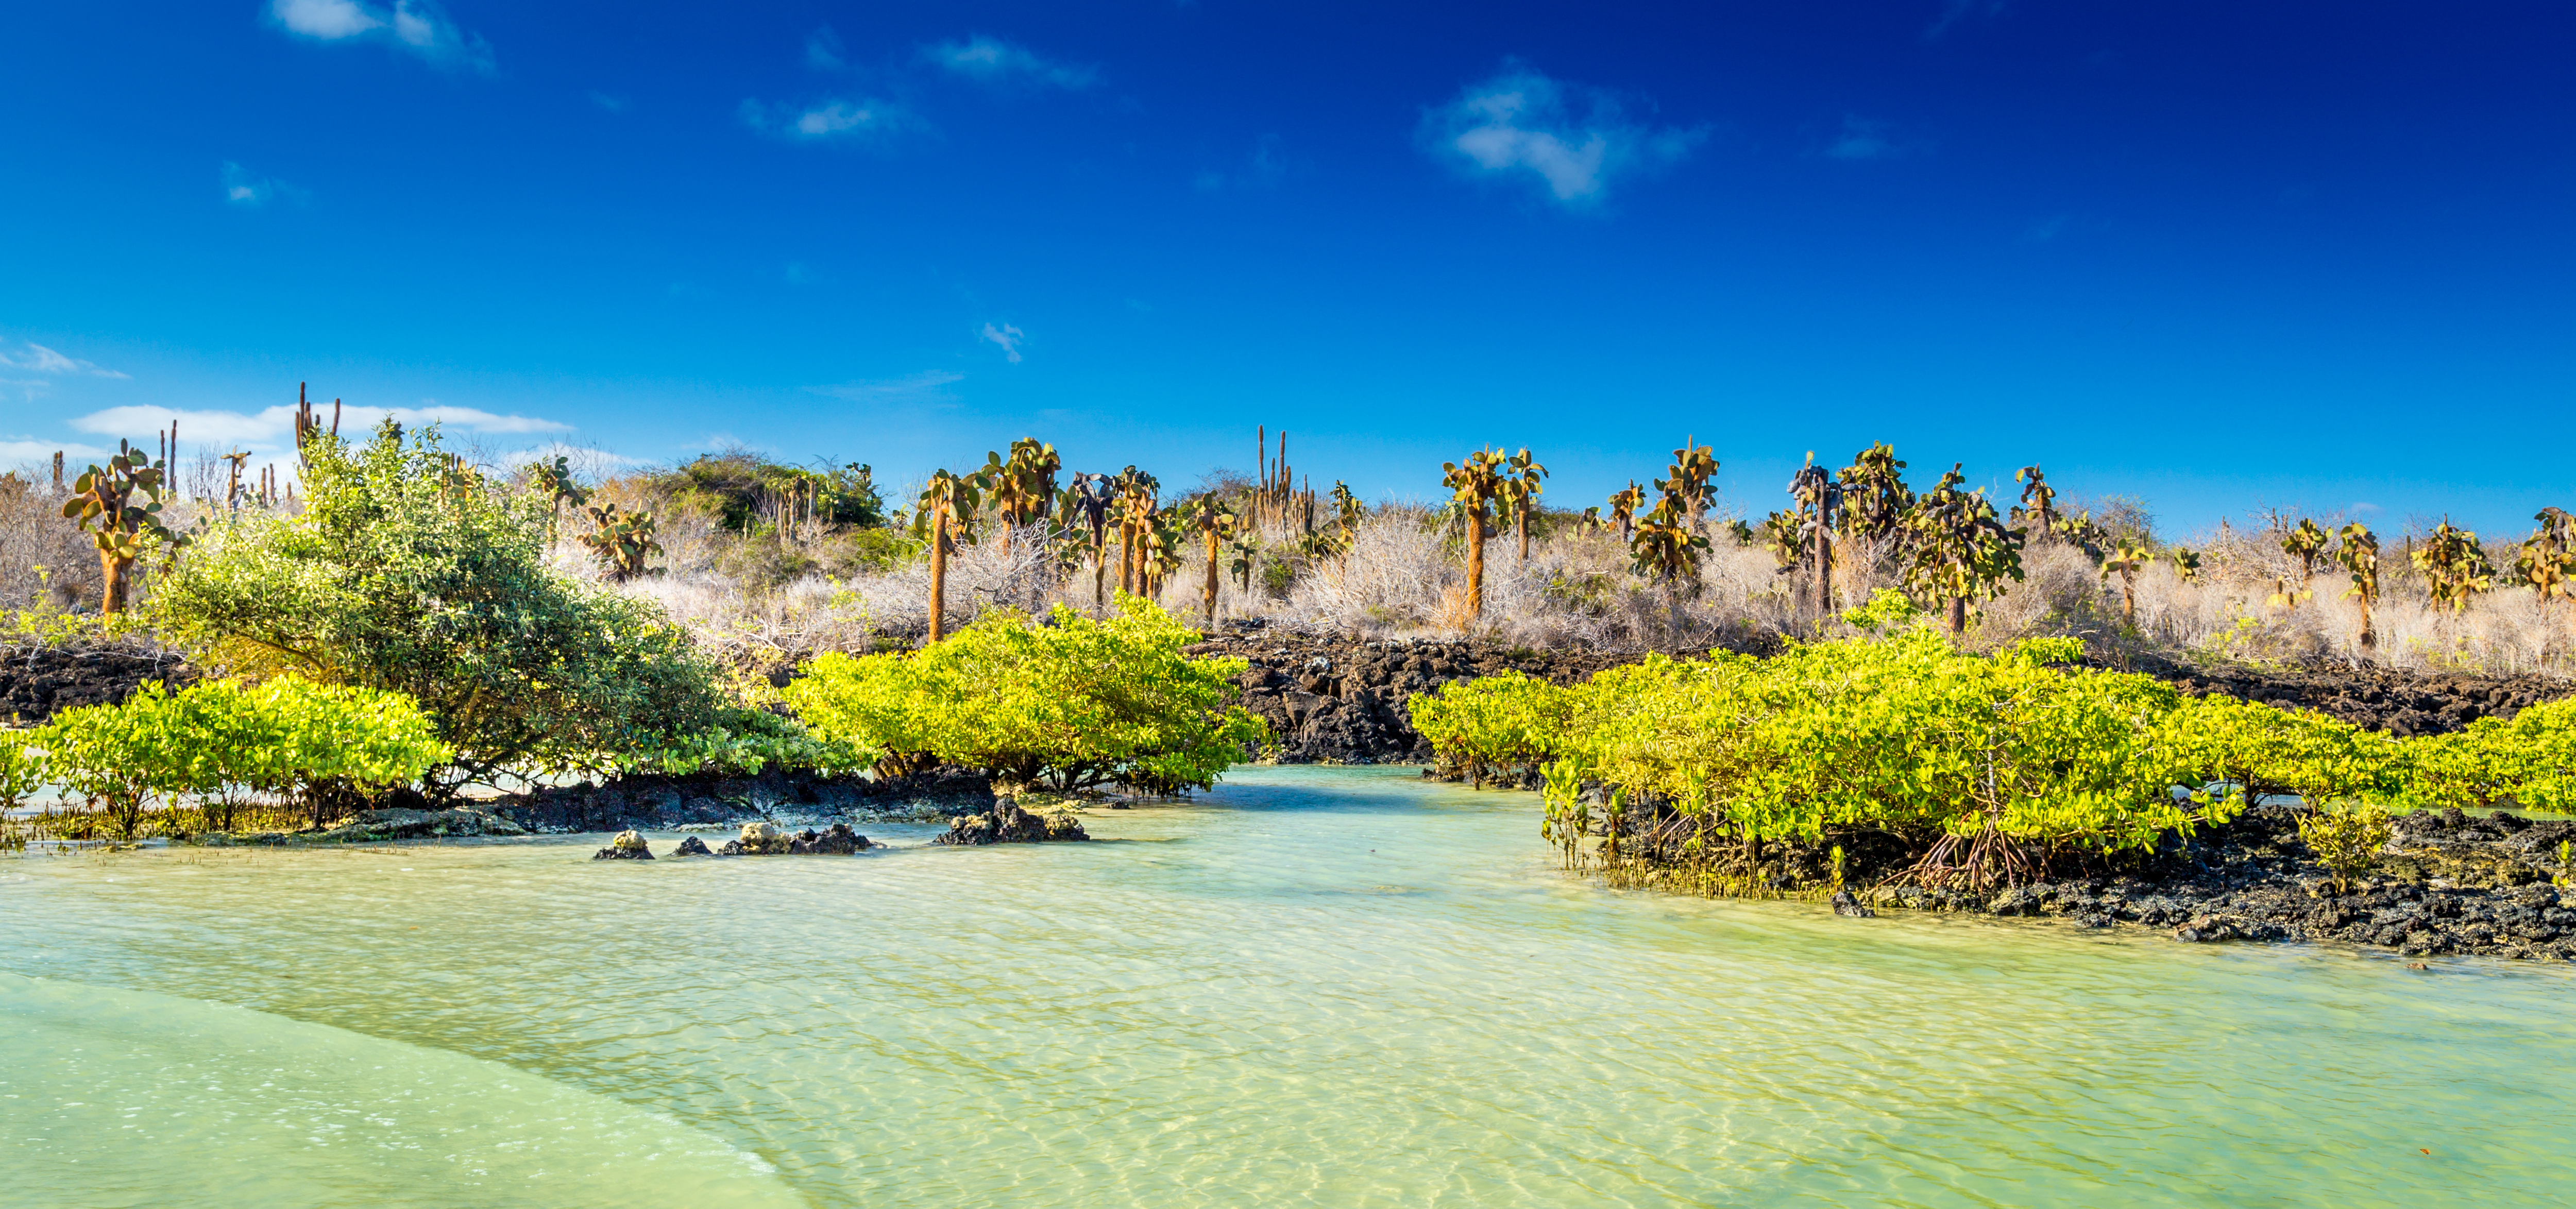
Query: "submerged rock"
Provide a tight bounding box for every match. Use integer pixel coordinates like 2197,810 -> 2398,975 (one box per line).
1830,890 -> 1875,918
933,800 -> 1089,846
593,829 -> 654,860
671,836 -> 714,857
302,807 -> 529,844
719,820 -> 791,856
787,823 -> 871,855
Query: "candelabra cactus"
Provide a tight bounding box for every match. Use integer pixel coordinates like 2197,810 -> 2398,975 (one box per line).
529,455 -> 588,549
1440,447 -> 1508,619
2009,464 -> 2056,535
2519,507 -> 2576,608
1904,464 -> 2025,636
914,470 -> 981,642
1606,481 -> 1645,541
2336,522 -> 2381,649
2282,518 -> 2329,601
1789,452 -> 1842,619
578,501 -> 662,584
2413,519 -> 2493,612
1502,448 -> 1547,561
62,438 -> 184,614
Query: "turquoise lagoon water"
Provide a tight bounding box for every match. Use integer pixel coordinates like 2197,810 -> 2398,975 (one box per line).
2,764 -> 2571,1207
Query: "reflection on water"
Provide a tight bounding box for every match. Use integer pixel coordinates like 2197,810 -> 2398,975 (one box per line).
4,765 -> 2572,1207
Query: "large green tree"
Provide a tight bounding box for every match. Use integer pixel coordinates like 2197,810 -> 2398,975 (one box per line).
156,421 -> 722,793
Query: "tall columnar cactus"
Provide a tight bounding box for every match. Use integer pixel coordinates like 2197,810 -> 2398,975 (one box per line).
1194,498 -> 1242,625
1112,468 -> 1158,597
914,470 -> 981,642
2009,463 -> 2056,536
1656,443 -> 1719,534
1441,447 -> 1508,619
2519,507 -> 2576,608
1606,481 -> 1645,541
1501,448 -> 1547,562
2282,518 -> 2330,600
1903,464 -> 2025,636
1789,452 -> 1842,619
2336,522 -> 2381,649
2413,519 -> 2493,612
62,438 -> 184,614
1841,444 -> 1916,551
578,501 -> 663,584
2098,541 -> 2152,627
1059,472 -> 1116,612
1628,497 -> 1709,649
529,455 -> 588,549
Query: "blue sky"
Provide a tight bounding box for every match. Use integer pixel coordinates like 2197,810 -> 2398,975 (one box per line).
2,1 -> 2569,538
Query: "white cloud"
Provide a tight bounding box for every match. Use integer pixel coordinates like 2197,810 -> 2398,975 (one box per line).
739,97 -> 916,143
807,370 -> 967,403
0,340 -> 129,397
273,0 -> 379,38
588,91 -> 626,113
979,323 -> 1025,363
1,438 -> 109,466
69,402 -> 569,447
267,0 -> 494,72
924,35 -> 1097,90
1421,63 -> 1705,207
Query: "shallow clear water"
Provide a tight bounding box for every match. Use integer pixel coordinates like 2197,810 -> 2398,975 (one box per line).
4,765 -> 2572,1207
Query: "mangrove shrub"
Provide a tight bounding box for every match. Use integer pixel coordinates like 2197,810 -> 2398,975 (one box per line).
784,598 -> 1266,794
155,422 -> 723,790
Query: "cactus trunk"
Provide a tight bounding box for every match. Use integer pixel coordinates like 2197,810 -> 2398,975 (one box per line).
927,502 -> 948,644
1517,504 -> 1530,562
1467,510 -> 1486,618
98,551 -> 130,615
1202,522 -> 1220,626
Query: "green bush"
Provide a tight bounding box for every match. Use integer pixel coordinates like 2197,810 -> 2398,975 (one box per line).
614,708 -> 872,778
2404,697 -> 2576,812
1412,618 -> 2436,887
783,597 -> 1267,794
1406,670 -> 1569,787
155,422 -> 723,791
26,675 -> 448,838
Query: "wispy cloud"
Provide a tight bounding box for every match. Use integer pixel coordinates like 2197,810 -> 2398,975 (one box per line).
806,370 -> 967,404
1196,133 -> 1295,193
923,35 -> 1097,90
1924,0 -> 2008,41
805,26 -> 847,71
980,323 -> 1026,363
1818,116 -> 1926,162
738,96 -> 917,143
221,161 -> 307,207
587,90 -> 626,113
0,341 -> 127,380
1421,63 -> 1706,208
267,0 -> 495,73
2023,213 -> 2070,242
70,402 -> 569,448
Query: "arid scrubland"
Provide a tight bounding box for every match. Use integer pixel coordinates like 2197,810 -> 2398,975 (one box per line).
7,434 -> 2573,681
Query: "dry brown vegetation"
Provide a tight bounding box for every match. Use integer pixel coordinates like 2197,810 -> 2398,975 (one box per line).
8,435 -> 2573,682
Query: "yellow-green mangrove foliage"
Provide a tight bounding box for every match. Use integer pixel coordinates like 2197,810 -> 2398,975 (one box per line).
2403,697 -> 2576,811
1410,592 -> 2443,872
23,675 -> 449,838
783,598 -> 1267,794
